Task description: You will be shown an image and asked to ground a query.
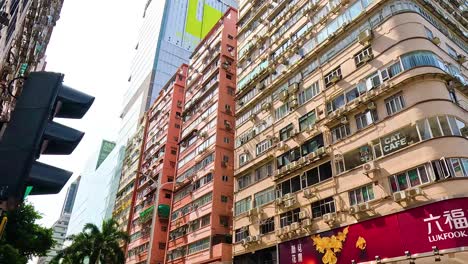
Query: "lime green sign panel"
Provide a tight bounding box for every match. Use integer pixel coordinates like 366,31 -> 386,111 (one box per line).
186,0 -> 222,39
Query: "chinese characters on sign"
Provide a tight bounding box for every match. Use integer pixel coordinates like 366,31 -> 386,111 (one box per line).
424,209 -> 468,242
290,242 -> 303,263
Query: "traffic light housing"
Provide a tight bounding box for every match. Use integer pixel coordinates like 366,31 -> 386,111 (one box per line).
0,72 -> 94,205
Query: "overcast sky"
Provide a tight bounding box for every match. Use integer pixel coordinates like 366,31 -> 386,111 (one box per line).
28,0 -> 145,231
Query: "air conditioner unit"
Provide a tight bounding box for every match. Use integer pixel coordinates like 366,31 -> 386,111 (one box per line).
279,90 -> 289,102
363,161 -> 378,173
290,222 -> 301,231
329,75 -> 341,84
457,54 -> 466,64
249,114 -> 257,122
241,238 -> 249,246
358,29 -> 373,45
367,101 -> 376,110
275,197 -> 284,206
340,116 -> 349,124
276,228 -> 284,237
362,54 -> 373,63
284,199 -> 296,208
323,212 -> 337,224
306,152 -> 317,161
301,218 -> 312,227
431,36 -> 441,45
277,141 -> 288,150
289,100 -> 298,109
248,208 -> 260,217
406,187 -> 423,197
251,234 -> 261,243
283,193 -> 295,200
297,156 -> 307,165
393,191 -> 407,202
303,188 -> 315,198
288,82 -> 299,93
299,211 -> 308,219
282,225 -> 291,234
257,83 -> 266,90
224,121 -> 232,130
349,202 -> 371,215
261,102 -> 272,111
316,147 -> 325,156
307,124 -> 318,134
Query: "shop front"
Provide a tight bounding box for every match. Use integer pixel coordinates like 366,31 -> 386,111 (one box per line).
279,198 -> 468,264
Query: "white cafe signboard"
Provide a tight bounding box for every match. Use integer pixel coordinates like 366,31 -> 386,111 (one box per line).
381,131 -> 408,155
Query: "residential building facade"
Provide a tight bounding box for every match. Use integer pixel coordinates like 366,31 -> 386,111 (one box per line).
113,128 -> 146,233
0,0 -> 63,139
233,0 -> 467,263
125,64 -> 188,264
101,0 -> 237,222
165,7 -> 238,264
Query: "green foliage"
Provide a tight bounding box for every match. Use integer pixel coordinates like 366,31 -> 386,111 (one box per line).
0,203 -> 55,264
52,219 -> 129,264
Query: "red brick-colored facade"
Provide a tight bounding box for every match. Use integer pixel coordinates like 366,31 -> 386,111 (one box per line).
165,8 -> 238,264
126,64 -> 188,264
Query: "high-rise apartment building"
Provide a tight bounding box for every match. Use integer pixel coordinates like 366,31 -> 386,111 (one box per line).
113,129 -> 146,233
125,64 -> 187,264
165,8 -> 237,264
233,0 -> 467,263
102,0 -> 237,222
0,0 -> 63,138
37,177 -> 81,264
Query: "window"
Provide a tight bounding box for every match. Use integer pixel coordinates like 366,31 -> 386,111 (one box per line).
311,197 -> 336,218
280,208 -> 300,227
235,197 -> 251,216
222,175 -> 228,182
354,46 -> 373,67
235,227 -> 249,242
201,214 -> 210,227
300,162 -> 333,188
256,139 -> 273,156
279,124 -> 294,141
221,195 -> 228,203
254,188 -> 275,208
349,184 -> 375,206
237,174 -> 251,190
255,162 -> 274,181
424,26 -> 434,39
260,218 -> 275,234
301,134 -> 324,156
389,165 -> 430,192
324,67 -> 342,87
385,93 -> 405,115
224,137 -> 230,143
159,243 -> 166,249
447,44 -> 458,59
275,103 -> 290,120
380,62 -> 403,81
188,237 -> 210,254
448,158 -> 468,177
239,153 -> 249,166
356,110 -> 378,130
331,123 -> 351,143
276,148 -> 301,169
220,215 -> 229,227
298,81 -> 320,105
299,110 -> 317,131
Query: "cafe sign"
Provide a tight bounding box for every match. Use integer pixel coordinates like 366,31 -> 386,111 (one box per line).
381,131 -> 408,155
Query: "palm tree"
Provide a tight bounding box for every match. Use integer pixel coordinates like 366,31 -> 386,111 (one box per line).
51,219 -> 129,264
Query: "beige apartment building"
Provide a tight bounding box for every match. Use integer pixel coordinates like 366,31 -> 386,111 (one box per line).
233,0 -> 467,263
0,0 -> 63,139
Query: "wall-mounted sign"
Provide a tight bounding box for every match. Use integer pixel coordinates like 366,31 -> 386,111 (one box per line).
381,131 -> 408,155
279,198 -> 468,264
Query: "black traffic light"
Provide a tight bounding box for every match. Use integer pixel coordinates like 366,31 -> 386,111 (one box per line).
0,72 -> 94,203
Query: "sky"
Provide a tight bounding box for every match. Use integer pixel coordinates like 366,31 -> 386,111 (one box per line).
28,0 -> 145,229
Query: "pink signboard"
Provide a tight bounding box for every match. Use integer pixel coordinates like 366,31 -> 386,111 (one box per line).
279,198 -> 468,264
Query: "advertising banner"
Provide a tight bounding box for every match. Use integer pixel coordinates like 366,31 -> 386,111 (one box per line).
279,198 -> 468,264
